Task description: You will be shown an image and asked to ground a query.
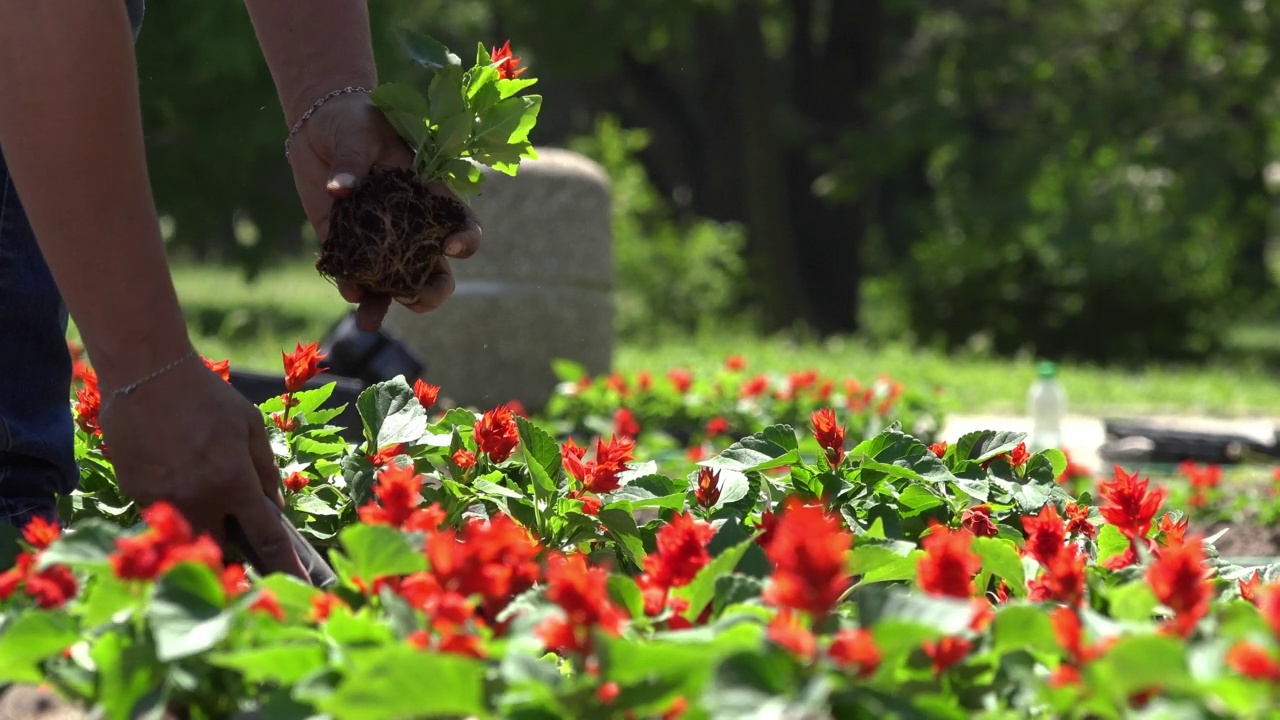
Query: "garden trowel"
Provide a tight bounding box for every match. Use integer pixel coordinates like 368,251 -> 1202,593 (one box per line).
224,503 -> 337,589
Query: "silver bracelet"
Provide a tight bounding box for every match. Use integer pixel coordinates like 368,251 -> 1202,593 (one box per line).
284,86 -> 372,160
101,348 -> 200,413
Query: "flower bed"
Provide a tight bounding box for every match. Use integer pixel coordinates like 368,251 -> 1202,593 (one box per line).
1,344 -> 1278,719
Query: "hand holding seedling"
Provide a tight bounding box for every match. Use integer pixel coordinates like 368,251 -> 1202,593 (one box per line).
285,89 -> 482,332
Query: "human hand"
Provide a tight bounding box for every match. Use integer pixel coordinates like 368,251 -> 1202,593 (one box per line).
98,357 -> 308,579
287,91 -> 482,332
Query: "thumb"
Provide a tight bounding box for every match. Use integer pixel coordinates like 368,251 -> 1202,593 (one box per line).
325,142 -> 377,200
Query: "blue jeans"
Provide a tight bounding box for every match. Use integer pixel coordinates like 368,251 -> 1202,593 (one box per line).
0,143 -> 78,528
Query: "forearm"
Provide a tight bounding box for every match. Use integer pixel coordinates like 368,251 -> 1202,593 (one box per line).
243,1 -> 378,126
0,3 -> 190,391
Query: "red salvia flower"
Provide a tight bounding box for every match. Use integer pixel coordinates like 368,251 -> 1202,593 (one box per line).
367,442 -> 409,468
21,515 -> 60,551
250,589 -> 286,621
1226,642 -> 1280,682
1240,571 -> 1262,604
282,340 -> 327,393
1256,584 -> 1280,637
763,499 -> 851,618
452,448 -> 476,470
667,369 -> 693,394
1008,442 -> 1031,468
73,368 -> 102,436
1022,504 -> 1068,567
475,405 -> 520,462
489,40 -> 528,79
201,355 -> 231,382
1158,513 -> 1188,546
694,467 -> 721,509
754,507 -> 778,550
283,472 -> 309,493
917,523 -> 981,599
740,375 -> 769,398
310,592 -> 344,622
605,373 -> 629,397
1028,546 -> 1086,607
357,464 -> 441,531
613,407 -> 640,440
923,636 -> 971,674
961,504 -> 999,538
768,611 -> 816,662
109,502 -> 223,581
413,379 -> 441,410
643,512 -> 716,590
705,416 -> 730,438
221,564 -> 250,598
271,412 -> 298,432
0,553 -> 33,601
929,441 -> 948,459
828,628 -> 880,678
24,565 -> 78,609
1098,466 -> 1167,540
538,552 -> 625,655
725,355 -> 746,371
809,408 -> 846,466
562,434 -> 636,495
1102,543 -> 1140,572
1065,502 -> 1096,539
596,682 -> 621,705
1146,536 -> 1212,637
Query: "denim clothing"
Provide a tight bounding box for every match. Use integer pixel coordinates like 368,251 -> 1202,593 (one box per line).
0,1 -> 145,528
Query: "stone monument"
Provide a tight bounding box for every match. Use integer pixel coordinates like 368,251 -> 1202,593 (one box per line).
383,148 -> 614,413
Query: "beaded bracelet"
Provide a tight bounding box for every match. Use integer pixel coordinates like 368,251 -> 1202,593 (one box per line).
283,86 -> 372,160
100,347 -> 200,414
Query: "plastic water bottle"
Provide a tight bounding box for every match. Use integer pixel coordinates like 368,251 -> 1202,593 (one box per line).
1027,361 -> 1066,452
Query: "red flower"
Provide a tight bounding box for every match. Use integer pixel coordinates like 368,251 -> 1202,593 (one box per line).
694,467 -> 721,509
1102,543 -> 1140,571
613,407 -> 640,439
829,628 -> 880,678
643,512 -> 716,590
271,412 -> 298,432
282,340 -> 327,393
961,505 -> 999,538
768,611 -> 816,661
21,515 -> 60,551
705,416 -> 730,438
917,523 -> 981,599
357,464 -> 442,531
1028,546 -> 1086,607
538,552 -> 625,654
73,368 -> 102,436
923,636 -> 971,674
605,374 -> 629,397
507,399 -> 529,418
367,442 -> 409,468
489,40 -> 528,80
763,499 -> 851,618
596,681 -> 621,705
1065,502 -> 1096,539
667,369 -> 693,394
725,355 -> 746,371
475,405 -> 520,462
754,508 -> 778,550
663,697 -> 689,720
1226,642 -> 1280,682
201,355 -> 231,382
1146,536 -> 1211,637
452,448 -> 476,469
577,494 -> 601,516
1022,504 -> 1068,566
562,434 -> 635,495
310,592 -> 344,622
1158,513 -> 1188,547
1098,466 -> 1167,540
1179,461 -> 1222,491
250,589 -> 286,621
1008,442 -> 1031,468
1240,571 -> 1262,604
413,379 -> 441,410
283,472 -> 309,493
0,553 -> 32,601
809,408 -> 846,466
24,565 -> 78,609
929,441 -> 948,459
1255,583 -> 1280,637
740,375 -> 769,398
109,502 -> 223,581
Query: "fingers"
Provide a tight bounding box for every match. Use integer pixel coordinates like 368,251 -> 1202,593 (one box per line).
233,493 -> 307,580
337,280 -> 364,304
247,415 -> 284,509
400,258 -> 455,313
356,293 -> 392,332
427,183 -> 483,259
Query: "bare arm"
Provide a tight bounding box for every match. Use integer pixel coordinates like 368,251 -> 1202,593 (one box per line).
0,3 -> 190,391
243,0 -> 379,127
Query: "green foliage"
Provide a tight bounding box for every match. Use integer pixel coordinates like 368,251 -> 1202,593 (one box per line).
569,115 -> 749,341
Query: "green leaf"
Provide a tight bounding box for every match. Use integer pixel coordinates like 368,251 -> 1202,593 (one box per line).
1097,523 -> 1131,565
471,95 -> 542,150
323,606 -> 396,647
426,65 -> 472,166
673,539 -> 753,621
849,542 -> 922,585
599,507 -> 646,566
147,563 -> 231,661
1039,449 -> 1068,480
319,645 -> 487,720
710,469 -> 752,511
341,452 -> 377,507
339,523 -> 427,581
474,478 -> 526,500
90,629 -> 164,720
209,643 -> 328,685
956,430 -> 1026,463
992,604 -> 1060,655
0,610 -> 78,682
602,481 -> 687,512
608,575 -> 645,619
1086,634 -> 1191,699
1109,582 -> 1158,622
256,574 -> 323,622
357,377 -> 428,449
293,492 -> 340,517
80,574 -> 142,626
702,425 -> 800,473
896,484 -> 945,515
712,574 -> 766,616
399,29 -> 462,70
36,518 -> 124,570
370,83 -> 432,152
517,415 -> 561,501
497,77 -> 538,100
551,359 -> 587,383
973,537 -> 1026,594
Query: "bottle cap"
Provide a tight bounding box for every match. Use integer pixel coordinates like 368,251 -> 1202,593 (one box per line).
1037,361 -> 1057,378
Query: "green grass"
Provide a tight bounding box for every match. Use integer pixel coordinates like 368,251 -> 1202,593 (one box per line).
69,259 -> 1280,418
